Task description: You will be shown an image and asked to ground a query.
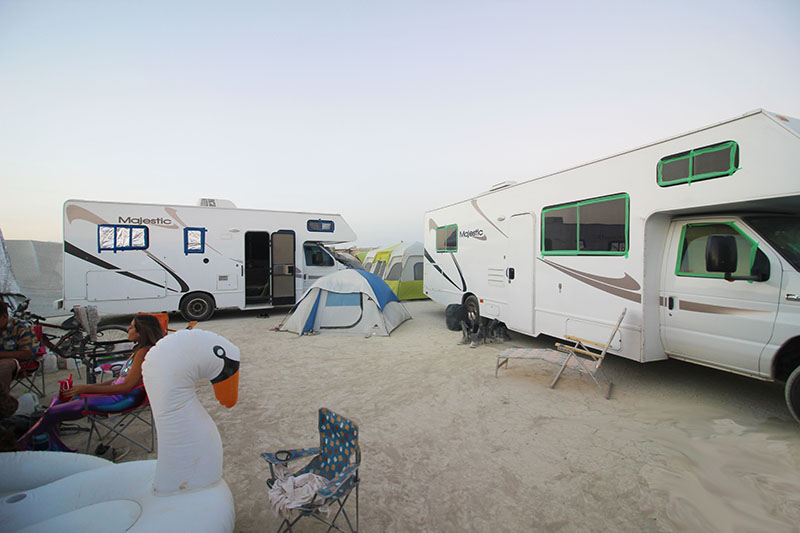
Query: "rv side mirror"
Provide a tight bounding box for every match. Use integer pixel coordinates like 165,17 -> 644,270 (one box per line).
725,248 -> 771,282
706,235 -> 737,273
706,234 -> 770,282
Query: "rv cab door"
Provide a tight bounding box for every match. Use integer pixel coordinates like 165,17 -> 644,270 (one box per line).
660,219 -> 780,376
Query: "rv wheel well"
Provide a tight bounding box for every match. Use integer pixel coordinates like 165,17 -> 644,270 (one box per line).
179,291 -> 215,305
773,337 -> 800,382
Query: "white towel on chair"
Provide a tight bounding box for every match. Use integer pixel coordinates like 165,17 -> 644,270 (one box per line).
268,466 -> 330,519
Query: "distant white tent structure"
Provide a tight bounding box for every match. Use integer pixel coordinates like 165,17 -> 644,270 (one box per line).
280,269 -> 411,336
0,227 -> 24,309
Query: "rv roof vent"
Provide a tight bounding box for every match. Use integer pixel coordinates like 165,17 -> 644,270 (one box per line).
198,198 -> 236,208
488,180 -> 517,192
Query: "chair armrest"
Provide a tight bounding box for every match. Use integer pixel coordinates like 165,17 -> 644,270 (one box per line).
17,359 -> 40,371
555,343 -> 603,360
316,463 -> 360,499
261,447 -> 320,464
563,335 -> 605,348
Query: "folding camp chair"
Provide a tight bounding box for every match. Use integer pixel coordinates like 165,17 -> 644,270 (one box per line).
261,408 -> 360,533
83,392 -> 155,454
551,308 -> 627,399
10,324 -> 47,397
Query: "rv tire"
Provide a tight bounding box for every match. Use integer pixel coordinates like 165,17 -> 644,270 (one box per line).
786,365 -> 800,424
180,293 -> 215,322
464,295 -> 480,328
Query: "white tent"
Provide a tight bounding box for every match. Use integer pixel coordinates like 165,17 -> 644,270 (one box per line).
280,269 -> 411,336
0,227 -> 25,311
383,241 -> 427,300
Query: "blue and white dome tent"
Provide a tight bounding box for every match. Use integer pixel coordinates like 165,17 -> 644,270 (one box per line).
280,269 -> 411,336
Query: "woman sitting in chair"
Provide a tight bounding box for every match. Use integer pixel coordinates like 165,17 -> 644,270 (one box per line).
18,314 -> 164,452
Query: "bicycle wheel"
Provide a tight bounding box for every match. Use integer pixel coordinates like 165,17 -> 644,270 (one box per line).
94,325 -> 134,353
80,325 -> 134,384
96,324 -> 129,342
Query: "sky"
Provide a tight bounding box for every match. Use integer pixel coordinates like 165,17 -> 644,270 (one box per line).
1,0 -> 799,248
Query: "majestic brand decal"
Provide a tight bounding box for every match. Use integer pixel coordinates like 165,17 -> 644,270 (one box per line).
66,204 -> 179,230
119,216 -> 173,226
459,228 -> 486,241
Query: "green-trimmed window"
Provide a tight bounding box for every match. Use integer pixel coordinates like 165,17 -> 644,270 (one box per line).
436,224 -> 458,253
676,222 -> 757,278
542,194 -> 629,255
657,140 -> 739,187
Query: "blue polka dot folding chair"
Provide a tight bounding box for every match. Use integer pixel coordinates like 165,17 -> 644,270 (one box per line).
261,408 -> 361,532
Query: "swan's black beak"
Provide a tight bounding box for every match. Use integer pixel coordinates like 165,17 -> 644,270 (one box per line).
211,347 -> 240,408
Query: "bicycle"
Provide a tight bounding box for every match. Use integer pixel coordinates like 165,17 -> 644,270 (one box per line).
3,293 -> 132,383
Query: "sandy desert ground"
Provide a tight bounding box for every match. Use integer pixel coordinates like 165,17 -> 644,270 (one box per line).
29,300 -> 800,532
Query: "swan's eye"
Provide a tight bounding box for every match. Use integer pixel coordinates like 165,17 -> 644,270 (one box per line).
213,345 -> 226,359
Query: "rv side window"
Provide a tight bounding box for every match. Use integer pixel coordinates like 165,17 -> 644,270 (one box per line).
657,140 -> 739,187
436,224 -> 458,253
542,194 -> 628,255
676,222 -> 757,278
98,224 -> 148,252
304,243 -> 334,266
184,227 -> 206,254
307,219 -> 335,232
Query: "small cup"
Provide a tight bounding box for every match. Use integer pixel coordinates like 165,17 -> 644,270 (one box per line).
58,375 -> 73,402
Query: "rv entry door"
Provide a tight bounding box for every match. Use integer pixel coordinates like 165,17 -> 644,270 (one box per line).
271,231 -> 296,306
245,231 -> 270,305
504,213 -> 535,334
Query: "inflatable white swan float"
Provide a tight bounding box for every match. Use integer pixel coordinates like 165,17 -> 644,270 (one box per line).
0,329 -> 241,532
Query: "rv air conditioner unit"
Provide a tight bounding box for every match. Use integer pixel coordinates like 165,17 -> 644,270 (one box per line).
198,198 -> 236,208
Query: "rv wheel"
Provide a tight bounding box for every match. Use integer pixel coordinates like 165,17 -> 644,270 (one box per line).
180,293 -> 215,322
464,295 -> 480,328
786,365 -> 800,424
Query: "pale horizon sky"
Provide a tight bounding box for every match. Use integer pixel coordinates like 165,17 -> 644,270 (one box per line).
2,0 -> 799,248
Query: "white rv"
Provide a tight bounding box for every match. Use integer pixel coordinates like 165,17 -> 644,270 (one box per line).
60,199 -> 357,321
424,109 -> 800,421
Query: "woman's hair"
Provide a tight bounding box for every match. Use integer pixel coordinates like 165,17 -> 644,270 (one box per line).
133,314 -> 165,348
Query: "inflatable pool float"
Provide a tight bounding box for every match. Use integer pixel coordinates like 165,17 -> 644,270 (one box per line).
0,329 -> 241,532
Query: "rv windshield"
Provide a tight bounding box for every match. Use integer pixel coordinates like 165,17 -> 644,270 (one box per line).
746,215 -> 800,272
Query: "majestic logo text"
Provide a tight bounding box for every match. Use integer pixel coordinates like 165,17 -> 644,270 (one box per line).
119,216 -> 173,225
459,228 -> 486,241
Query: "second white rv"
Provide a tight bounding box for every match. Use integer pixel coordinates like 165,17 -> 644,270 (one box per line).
424,109 -> 800,421
60,199 -> 357,321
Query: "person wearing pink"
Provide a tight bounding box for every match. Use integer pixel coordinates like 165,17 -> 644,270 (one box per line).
18,313 -> 163,452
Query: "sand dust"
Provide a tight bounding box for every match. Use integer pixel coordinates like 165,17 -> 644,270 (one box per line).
38,300 -> 800,532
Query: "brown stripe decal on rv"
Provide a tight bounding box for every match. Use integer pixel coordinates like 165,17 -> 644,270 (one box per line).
470,199 -> 508,238
539,258 -> 641,303
678,300 -> 772,315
